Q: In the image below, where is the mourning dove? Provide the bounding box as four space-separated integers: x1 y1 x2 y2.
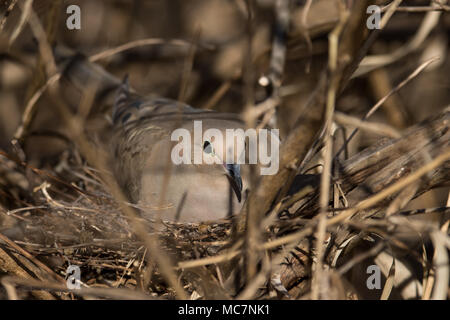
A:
110 77 246 222
57 51 247 222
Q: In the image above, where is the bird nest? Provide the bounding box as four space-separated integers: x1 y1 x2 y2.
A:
1 104 448 300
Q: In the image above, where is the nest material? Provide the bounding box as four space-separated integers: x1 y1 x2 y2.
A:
0 154 240 298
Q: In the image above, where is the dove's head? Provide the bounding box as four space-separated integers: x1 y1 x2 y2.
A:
188 120 246 202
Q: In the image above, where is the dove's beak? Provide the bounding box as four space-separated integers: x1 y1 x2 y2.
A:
225 164 242 202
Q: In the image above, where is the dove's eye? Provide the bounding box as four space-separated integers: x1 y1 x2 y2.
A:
203 141 214 154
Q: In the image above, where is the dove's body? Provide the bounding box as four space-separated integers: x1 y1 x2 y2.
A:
58 52 246 222
111 84 246 222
